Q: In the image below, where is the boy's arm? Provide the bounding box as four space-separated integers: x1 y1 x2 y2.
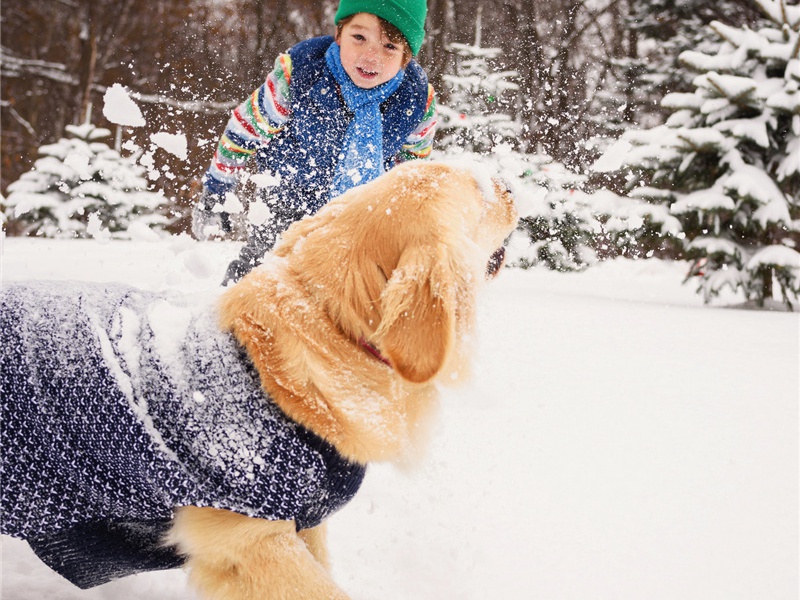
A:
202 53 294 197
396 84 437 162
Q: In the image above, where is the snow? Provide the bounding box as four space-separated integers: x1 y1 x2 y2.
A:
247 200 272 227
102 83 146 128
249 172 281 188
1 237 797 600
675 126 728 150
4 123 170 239
670 188 734 214
748 245 800 269
86 212 111 242
217 191 244 215
66 123 113 141
701 73 756 100
724 163 790 221
778 136 800 180
150 132 188 160
660 92 704 111
686 236 741 257
591 138 632 173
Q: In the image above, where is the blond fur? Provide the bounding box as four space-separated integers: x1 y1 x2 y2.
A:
170 161 518 600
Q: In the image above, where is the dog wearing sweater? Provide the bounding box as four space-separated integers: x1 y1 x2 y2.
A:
1 161 518 599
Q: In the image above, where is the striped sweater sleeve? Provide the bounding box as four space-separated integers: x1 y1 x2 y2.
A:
397 84 437 162
202 53 293 197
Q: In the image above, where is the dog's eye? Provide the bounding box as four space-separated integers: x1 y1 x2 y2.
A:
486 247 506 278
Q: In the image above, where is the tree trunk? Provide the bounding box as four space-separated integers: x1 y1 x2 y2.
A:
760 267 774 306
76 0 98 124
624 0 638 124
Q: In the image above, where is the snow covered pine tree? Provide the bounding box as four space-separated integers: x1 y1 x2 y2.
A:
600 0 800 309
435 7 520 155
3 122 170 239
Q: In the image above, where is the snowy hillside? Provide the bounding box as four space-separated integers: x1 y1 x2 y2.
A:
1 237 798 600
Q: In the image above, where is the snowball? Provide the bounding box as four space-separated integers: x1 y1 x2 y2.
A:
150 132 188 160
103 84 145 127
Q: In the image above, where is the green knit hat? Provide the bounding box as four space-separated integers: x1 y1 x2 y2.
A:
335 0 427 56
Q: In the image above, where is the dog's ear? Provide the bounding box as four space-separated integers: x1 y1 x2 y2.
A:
376 242 459 384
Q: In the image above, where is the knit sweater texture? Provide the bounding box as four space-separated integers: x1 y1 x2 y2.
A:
0 281 366 588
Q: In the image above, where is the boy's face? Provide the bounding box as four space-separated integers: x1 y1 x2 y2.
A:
336 13 405 89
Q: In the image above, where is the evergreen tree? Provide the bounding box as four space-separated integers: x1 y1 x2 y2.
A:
436 7 521 154
4 122 170 239
627 0 766 119
507 156 602 271
490 150 680 272
601 0 800 309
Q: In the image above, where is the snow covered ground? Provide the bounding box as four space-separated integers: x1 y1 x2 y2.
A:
1 236 798 600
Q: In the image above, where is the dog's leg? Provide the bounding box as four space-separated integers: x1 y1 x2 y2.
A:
298 522 331 570
169 506 350 600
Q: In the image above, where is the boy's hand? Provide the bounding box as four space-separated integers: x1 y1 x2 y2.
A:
191 191 233 240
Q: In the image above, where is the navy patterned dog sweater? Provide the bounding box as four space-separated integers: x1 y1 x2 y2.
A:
0 281 366 589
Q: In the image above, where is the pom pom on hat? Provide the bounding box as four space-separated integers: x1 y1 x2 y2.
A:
335 0 427 55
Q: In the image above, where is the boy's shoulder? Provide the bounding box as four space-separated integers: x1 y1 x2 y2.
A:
404 57 428 88
288 36 335 65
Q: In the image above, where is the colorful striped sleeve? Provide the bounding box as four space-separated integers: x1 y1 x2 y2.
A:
397 84 437 162
202 53 293 195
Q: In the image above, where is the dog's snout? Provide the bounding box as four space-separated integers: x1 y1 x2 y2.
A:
486 247 506 278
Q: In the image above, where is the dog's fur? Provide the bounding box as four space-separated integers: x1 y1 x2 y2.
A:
89 161 508 599
167 161 517 599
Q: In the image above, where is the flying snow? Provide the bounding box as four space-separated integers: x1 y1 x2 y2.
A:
150 132 188 161
250 173 281 188
591 138 633 172
102 84 146 128
247 200 273 227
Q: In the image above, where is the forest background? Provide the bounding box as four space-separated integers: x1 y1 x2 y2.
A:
1 0 766 226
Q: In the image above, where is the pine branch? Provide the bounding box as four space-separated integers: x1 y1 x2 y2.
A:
791 30 800 60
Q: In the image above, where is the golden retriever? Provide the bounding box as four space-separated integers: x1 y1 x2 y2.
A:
169 160 518 599
0 160 516 598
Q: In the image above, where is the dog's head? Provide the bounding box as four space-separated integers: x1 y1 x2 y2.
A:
272 161 518 384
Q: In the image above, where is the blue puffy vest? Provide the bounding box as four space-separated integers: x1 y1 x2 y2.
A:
256 35 429 214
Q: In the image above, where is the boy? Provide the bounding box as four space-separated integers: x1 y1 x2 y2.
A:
193 0 437 284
